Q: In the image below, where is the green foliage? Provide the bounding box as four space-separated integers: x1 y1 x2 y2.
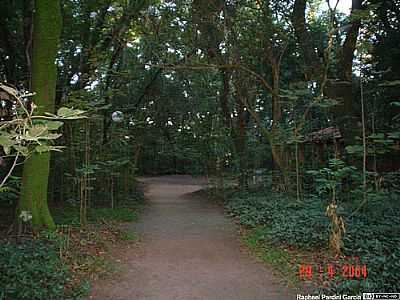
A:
88 208 138 223
339 215 400 293
226 190 329 248
242 227 299 287
0 176 20 205
307 159 359 200
55 107 86 119
118 230 139 242
52 206 140 226
0 83 87 207
0 240 88 300
224 185 400 293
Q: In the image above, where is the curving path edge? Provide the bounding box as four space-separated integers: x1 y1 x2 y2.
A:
90 175 295 300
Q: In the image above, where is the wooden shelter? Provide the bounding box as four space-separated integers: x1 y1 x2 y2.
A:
305 127 342 144
300 126 343 167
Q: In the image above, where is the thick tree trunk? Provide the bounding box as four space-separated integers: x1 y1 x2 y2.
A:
19 0 62 230
325 80 358 146
292 0 362 148
292 0 321 81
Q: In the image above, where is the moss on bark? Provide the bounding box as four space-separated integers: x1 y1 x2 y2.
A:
19 0 62 230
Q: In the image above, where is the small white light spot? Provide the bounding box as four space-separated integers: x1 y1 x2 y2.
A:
112 111 124 122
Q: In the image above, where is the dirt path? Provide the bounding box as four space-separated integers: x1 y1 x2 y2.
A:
90 175 295 300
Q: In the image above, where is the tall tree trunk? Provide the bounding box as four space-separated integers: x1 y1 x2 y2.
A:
328 0 362 147
292 0 363 145
19 0 62 230
219 70 232 129
23 0 34 88
270 63 288 189
234 99 248 187
325 80 358 146
233 70 251 188
292 0 362 147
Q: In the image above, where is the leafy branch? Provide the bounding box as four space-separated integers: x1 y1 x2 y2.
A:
0 84 86 189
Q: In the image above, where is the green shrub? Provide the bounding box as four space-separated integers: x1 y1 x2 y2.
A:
52 206 140 225
88 207 138 223
226 191 329 247
0 240 87 300
339 215 400 293
224 187 400 293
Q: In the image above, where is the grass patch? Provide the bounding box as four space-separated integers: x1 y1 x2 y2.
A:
241 226 303 290
40 221 139 288
52 206 140 226
117 230 138 242
89 207 138 223
38 200 143 298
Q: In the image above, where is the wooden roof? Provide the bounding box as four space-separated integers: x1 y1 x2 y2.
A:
305 126 342 143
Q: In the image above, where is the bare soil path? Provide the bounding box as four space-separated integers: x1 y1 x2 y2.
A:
90 175 295 300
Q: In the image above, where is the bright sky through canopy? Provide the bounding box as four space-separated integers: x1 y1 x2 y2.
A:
322 0 352 15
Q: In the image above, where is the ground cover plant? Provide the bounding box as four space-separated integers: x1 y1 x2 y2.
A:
222 181 400 293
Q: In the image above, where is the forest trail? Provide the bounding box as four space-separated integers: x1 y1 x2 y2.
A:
90 175 295 300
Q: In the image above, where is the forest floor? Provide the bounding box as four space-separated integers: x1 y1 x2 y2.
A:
89 175 296 300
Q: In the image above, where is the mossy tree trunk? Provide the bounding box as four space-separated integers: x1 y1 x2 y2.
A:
19 0 62 230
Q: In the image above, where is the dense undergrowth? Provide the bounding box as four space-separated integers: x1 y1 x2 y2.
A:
0 239 86 300
0 190 144 300
220 186 400 294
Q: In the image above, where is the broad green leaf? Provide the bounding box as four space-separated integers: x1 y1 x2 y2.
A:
45 133 62 140
26 124 48 139
57 107 73 117
391 101 400 107
22 125 61 141
12 145 29 156
388 131 400 139
373 139 393 144
46 121 64 131
369 133 385 139
35 145 53 153
312 98 339 108
0 134 15 155
57 107 85 118
379 80 400 87
345 145 364 154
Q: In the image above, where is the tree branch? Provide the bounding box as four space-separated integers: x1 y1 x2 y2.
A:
150 63 274 93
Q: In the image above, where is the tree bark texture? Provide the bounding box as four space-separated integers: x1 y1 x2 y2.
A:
19 0 62 229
